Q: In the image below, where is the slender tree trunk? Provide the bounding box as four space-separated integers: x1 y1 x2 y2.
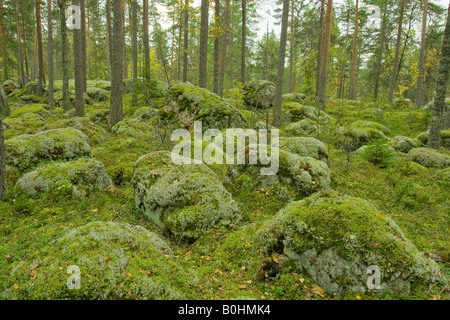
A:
316 0 333 110
0 71 9 116
338 9 350 99
36 0 45 95
428 4 450 149
388 0 405 104
110 0 125 126
107 0 113 79
22 20 30 79
16 1 25 88
374 3 387 99
58 0 70 110
80 0 87 92
123 10 128 81
198 0 209 88
415 0 428 108
87 8 91 80
316 0 325 96
349 0 358 100
177 1 183 81
0 99 6 199
132 0 138 104
213 0 220 94
272 0 290 127
73 0 84 117
289 0 294 92
182 0 189 82
0 0 8 82
241 0 246 84
143 0 150 82
218 0 230 97
47 0 54 110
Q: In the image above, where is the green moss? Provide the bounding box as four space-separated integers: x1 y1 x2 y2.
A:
277 137 328 163
405 148 450 168
3 112 46 139
282 102 335 124
397 161 428 176
282 118 319 137
389 136 420 153
44 117 108 145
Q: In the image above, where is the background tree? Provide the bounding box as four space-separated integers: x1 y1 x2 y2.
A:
317 0 333 110
198 0 209 88
47 0 54 109
388 0 405 103
415 0 428 108
349 0 358 100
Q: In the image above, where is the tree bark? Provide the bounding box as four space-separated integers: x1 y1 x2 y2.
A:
73 0 85 117
58 0 71 111
110 0 125 126
315 0 325 96
0 0 8 82
107 0 113 80
81 0 87 92
16 1 25 88
388 0 405 104
182 0 189 82
289 0 294 92
415 0 428 108
349 0 358 100
272 0 290 127
198 0 209 88
47 0 54 110
0 96 6 199
36 0 45 95
218 0 230 97
241 0 246 84
132 0 138 104
213 0 220 94
428 4 450 149
374 3 387 99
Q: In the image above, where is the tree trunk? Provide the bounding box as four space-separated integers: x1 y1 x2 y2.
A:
241 0 246 84
374 3 387 99
0 98 6 199
106 0 113 80
132 0 138 104
272 0 290 127
315 0 325 96
22 20 30 79
16 0 25 88
218 0 230 97
182 0 189 82
58 0 71 111
177 2 182 81
388 0 405 104
289 0 294 92
143 0 150 82
81 0 87 92
428 4 450 149
36 0 45 96
316 0 333 110
349 0 358 100
73 0 85 117
415 0 428 108
0 72 9 116
47 0 54 110
338 9 350 99
0 0 8 82
213 0 220 94
198 0 209 88
110 0 125 126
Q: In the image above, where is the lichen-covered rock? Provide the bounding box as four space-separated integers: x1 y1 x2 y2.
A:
9 104 50 119
390 136 420 153
277 137 328 163
363 108 383 119
282 93 306 103
416 130 450 149
112 117 166 146
44 117 108 144
133 107 158 120
86 87 107 101
19 94 43 104
228 146 331 196
164 82 247 130
282 119 318 137
0 221 187 299
254 191 445 297
3 80 18 94
5 128 92 171
15 158 112 197
283 102 335 124
405 148 450 168
434 168 450 187
395 98 411 107
3 112 46 139
242 80 275 109
133 151 242 240
340 120 388 150
398 161 428 176
54 90 91 109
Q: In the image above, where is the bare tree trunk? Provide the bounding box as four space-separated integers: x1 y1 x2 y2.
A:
22 20 30 79
218 0 230 97
374 3 387 99
272 0 290 127
0 0 8 82
0 71 9 116
80 0 87 92
213 0 220 94
47 0 54 110
36 0 45 95
107 0 113 80
415 0 428 108
58 0 71 111
0 100 6 199
349 0 358 100
388 0 405 104
110 0 125 126
182 0 189 82
289 0 294 92
73 0 84 117
338 9 350 99
143 0 150 83
177 1 182 81
132 0 138 104
241 0 246 84
316 0 333 110
428 4 450 149
315 0 325 96
16 0 25 88
198 0 209 88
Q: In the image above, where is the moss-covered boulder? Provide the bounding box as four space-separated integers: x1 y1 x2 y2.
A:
405 148 450 168
0 221 187 299
363 108 383 119
254 191 445 296
340 120 388 150
416 130 450 149
389 136 420 153
133 106 158 120
394 98 411 107
44 117 108 144
282 93 306 103
242 80 275 109
9 104 50 119
164 82 247 130
3 112 46 139
283 103 335 124
3 80 18 94
5 128 92 171
133 151 242 240
15 158 112 197
277 137 328 163
397 161 428 176
228 147 331 196
282 119 318 137
86 87 107 101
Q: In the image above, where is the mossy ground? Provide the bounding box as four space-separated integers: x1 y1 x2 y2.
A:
0 88 448 300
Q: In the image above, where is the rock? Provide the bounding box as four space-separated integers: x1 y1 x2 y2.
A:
282 93 306 103
1 221 187 299
255 191 444 297
283 102 335 124
164 82 248 131
5 128 92 171
86 87 107 101
133 107 158 120
405 148 450 168
340 120 388 150
156 80 169 97
242 80 275 109
123 79 134 93
363 108 383 119
389 136 420 153
228 146 331 196
398 161 428 176
9 104 50 119
277 137 328 163
15 158 113 197
394 98 411 107
3 80 18 94
2 112 46 139
283 118 318 137
133 151 242 240
416 130 450 149
44 117 108 144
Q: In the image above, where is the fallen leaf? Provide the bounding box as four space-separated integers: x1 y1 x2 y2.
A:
311 285 326 298
238 284 247 290
30 270 37 277
13 283 19 290
4 254 11 260
373 243 379 248
104 256 110 262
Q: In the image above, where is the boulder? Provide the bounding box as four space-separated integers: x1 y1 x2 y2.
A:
44 117 108 144
405 148 450 168
389 136 420 153
277 136 328 163
282 93 306 103
416 130 450 149
282 119 318 137
394 98 411 107
133 151 242 240
340 120 388 150
86 87 107 101
283 102 335 124
3 80 18 94
242 80 275 109
15 158 113 197
363 108 383 119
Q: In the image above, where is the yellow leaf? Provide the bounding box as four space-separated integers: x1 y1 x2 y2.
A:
104 256 110 262
311 285 326 298
356 295 361 300
13 283 19 290
30 270 37 277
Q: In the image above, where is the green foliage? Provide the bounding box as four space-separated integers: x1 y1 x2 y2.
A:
357 139 397 168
